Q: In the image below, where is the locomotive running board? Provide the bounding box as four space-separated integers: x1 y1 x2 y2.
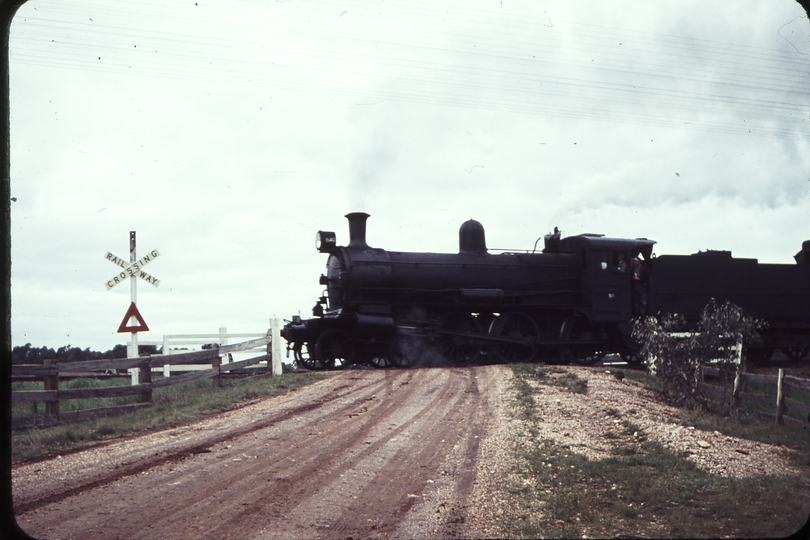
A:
434 329 600 346
394 326 600 347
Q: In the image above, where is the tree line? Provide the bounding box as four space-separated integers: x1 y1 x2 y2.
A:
11 343 160 365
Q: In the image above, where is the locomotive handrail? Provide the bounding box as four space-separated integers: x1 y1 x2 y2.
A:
434 328 599 346
372 259 577 268
353 285 581 295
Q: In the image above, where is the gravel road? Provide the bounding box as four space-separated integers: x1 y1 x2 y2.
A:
13 365 511 540
13 363 809 539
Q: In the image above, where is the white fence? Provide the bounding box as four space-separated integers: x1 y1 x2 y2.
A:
645 332 742 376
132 319 284 383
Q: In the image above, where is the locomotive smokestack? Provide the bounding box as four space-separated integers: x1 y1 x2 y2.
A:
346 212 370 249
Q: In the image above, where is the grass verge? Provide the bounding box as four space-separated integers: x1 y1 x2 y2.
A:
495 364 810 538
624 368 810 459
12 371 327 463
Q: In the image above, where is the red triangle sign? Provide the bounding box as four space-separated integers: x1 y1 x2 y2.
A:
117 302 149 333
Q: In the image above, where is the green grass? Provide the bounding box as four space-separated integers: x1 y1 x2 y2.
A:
495 364 810 538
12 371 327 463
621 367 665 390
511 363 589 394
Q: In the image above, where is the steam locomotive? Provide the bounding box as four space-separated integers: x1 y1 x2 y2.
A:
281 212 810 368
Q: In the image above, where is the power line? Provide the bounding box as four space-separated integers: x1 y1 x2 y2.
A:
10 0 809 140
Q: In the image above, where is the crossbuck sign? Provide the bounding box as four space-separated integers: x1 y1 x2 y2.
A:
106 231 161 358
105 249 161 290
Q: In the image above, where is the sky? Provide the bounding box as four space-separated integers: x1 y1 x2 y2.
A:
7 0 810 353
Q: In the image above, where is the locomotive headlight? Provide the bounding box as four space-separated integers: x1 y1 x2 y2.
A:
316 231 337 252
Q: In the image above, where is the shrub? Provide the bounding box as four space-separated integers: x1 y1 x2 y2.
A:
632 299 764 409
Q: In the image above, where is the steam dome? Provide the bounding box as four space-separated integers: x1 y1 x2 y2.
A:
459 219 487 254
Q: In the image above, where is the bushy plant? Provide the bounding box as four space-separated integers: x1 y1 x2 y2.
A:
632 299 764 409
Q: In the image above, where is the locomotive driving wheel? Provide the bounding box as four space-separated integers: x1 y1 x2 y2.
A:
619 352 641 364
488 312 540 363
781 347 809 361
293 343 317 370
745 347 773 363
387 335 423 368
437 312 482 365
315 330 356 369
559 316 606 365
369 355 392 368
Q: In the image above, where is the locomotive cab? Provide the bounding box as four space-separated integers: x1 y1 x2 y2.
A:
559 235 656 323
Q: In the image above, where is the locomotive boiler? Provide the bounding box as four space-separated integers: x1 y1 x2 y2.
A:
281 212 659 368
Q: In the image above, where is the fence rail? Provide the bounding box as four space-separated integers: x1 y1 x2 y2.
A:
11 333 277 430
701 366 810 428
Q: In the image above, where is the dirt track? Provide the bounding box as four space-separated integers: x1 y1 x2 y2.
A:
13 365 509 540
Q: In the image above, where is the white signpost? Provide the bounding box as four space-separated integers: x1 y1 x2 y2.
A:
105 231 161 362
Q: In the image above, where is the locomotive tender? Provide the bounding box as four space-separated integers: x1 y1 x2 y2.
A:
281 212 810 368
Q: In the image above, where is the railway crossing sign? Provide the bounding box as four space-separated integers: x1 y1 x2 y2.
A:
105 249 161 289
118 302 149 333
106 231 161 358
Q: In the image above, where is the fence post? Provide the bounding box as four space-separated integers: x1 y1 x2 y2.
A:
162 334 172 379
163 334 171 378
212 354 222 388
138 359 152 404
732 366 743 408
129 367 139 386
219 327 230 368
43 359 59 421
734 337 743 366
271 318 283 376
776 368 785 425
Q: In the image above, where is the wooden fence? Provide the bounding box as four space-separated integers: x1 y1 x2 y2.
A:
11 335 273 430
701 366 810 428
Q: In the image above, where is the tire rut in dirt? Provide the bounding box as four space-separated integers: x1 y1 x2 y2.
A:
15 368 501 540
327 368 488 539
15 370 423 537
159 369 467 539
13 373 394 515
